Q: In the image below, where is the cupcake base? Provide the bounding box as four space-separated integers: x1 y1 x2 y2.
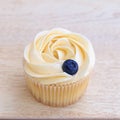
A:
25 73 89 107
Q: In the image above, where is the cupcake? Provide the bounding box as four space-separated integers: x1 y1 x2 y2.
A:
23 28 95 107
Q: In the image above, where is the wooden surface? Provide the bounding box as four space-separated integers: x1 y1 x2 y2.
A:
0 0 120 119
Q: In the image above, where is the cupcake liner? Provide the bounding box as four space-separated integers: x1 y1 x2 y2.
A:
25 72 89 107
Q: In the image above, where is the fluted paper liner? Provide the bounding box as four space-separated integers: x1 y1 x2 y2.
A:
25 72 89 107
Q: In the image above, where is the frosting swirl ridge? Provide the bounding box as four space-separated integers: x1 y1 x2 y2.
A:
24 28 95 84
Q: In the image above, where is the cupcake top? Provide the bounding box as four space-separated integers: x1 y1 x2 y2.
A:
24 28 95 84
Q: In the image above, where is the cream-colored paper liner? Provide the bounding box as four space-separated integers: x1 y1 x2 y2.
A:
25 73 89 107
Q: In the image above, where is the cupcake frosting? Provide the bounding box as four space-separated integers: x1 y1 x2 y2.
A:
24 28 95 84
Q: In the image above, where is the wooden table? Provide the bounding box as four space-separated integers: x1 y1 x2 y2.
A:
0 0 120 119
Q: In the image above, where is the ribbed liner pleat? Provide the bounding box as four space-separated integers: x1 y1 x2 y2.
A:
25 73 89 107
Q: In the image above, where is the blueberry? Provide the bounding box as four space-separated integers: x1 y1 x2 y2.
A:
62 59 78 75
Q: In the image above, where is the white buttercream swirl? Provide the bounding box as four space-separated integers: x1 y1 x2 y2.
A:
24 28 95 84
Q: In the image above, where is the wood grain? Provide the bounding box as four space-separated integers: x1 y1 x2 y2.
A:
0 0 120 119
